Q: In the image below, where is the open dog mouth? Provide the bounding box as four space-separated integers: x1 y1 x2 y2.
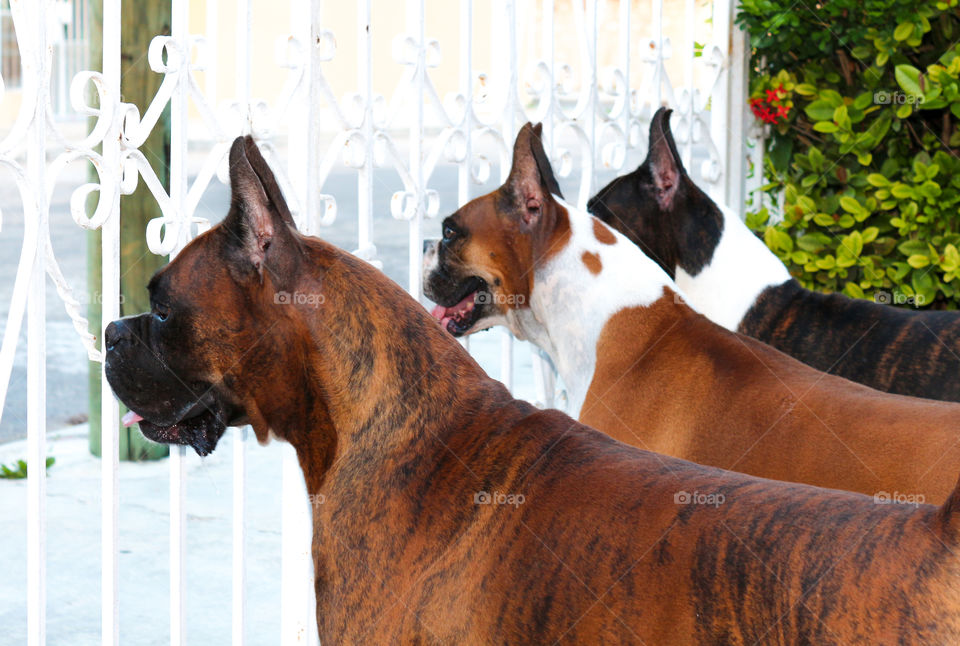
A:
430 276 488 336
122 401 232 457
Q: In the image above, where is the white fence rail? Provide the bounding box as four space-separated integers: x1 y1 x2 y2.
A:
1 0 749 643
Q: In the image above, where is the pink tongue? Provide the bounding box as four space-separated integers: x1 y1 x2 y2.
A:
429 292 475 332
122 411 144 427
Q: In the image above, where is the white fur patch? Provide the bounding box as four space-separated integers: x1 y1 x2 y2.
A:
674 204 790 331
509 196 676 417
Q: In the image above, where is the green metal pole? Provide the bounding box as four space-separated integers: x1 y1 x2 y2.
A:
89 0 171 460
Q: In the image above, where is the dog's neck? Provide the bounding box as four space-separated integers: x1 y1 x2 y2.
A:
674 205 790 331
259 238 513 494
507 198 677 416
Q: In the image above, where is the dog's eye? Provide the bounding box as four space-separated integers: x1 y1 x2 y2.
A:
153 304 169 322
442 224 457 241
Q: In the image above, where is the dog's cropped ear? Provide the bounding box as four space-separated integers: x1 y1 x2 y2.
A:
224 136 298 281
647 108 685 211
242 137 297 230
505 123 561 227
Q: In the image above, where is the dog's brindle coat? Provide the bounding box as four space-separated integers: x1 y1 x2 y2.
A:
589 107 960 403
423 123 960 504
105 137 960 644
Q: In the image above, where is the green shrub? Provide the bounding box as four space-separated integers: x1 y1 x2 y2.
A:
738 0 960 308
0 457 55 479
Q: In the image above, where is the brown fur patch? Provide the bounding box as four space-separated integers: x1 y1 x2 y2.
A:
579 287 960 505
581 251 602 275
592 218 616 245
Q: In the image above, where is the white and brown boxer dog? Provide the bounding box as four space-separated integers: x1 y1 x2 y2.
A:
424 123 960 504
589 107 960 403
104 136 960 644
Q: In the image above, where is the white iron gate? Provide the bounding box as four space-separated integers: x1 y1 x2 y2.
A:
0 0 751 643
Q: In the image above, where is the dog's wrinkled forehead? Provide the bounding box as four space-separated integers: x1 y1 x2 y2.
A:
449 191 515 236
148 229 226 302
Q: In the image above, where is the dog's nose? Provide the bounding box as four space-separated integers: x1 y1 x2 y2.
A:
104 320 132 353
423 238 439 255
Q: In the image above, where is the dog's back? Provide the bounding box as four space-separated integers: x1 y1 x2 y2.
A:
320 405 960 644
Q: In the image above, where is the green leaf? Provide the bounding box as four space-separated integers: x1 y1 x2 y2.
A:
804 99 836 121
895 64 923 97
816 255 837 270
853 92 874 110
943 244 960 271
898 239 929 256
894 22 915 41
866 173 891 187
814 121 839 133
813 212 836 226
907 254 930 268
839 196 863 215
745 209 769 230
843 282 865 299
808 146 825 171
919 181 942 199
844 231 864 258
834 105 851 130
820 89 843 106
891 183 914 199
797 233 828 252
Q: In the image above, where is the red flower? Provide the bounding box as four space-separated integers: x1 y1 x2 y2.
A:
776 104 790 118
765 88 780 102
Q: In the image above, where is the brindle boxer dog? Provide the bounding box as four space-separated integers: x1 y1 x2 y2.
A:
106 136 960 644
424 123 960 504
589 107 960 403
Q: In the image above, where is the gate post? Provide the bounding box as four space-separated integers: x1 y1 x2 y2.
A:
87 0 171 461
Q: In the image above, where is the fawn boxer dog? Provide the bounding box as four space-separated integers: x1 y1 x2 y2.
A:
589 107 960 402
104 136 960 644
424 123 960 504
